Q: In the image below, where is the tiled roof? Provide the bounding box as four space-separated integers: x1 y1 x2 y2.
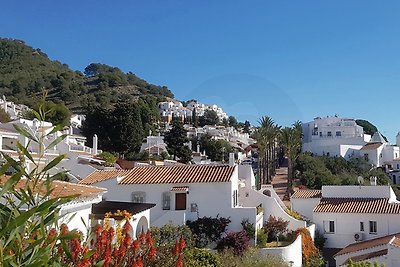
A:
291 190 322 199
79 169 131 185
171 186 189 191
314 198 400 213
347 249 388 264
335 234 400 257
0 176 106 199
360 143 383 151
119 165 235 185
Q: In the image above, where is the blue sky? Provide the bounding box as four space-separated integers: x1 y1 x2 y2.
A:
1 1 399 142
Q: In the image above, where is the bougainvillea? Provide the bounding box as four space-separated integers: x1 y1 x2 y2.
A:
295 228 325 267
216 230 250 256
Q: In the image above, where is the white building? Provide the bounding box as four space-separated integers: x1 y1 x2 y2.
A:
334 233 400 267
291 185 400 266
0 119 105 181
0 176 106 235
302 116 369 158
79 164 307 234
140 135 168 156
358 132 400 168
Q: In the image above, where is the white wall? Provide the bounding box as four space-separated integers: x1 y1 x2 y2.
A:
291 198 321 221
94 177 256 232
259 234 303 267
314 212 400 248
240 188 306 231
60 202 94 237
321 186 396 200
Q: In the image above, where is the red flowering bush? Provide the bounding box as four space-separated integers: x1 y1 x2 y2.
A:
216 230 250 256
295 228 325 267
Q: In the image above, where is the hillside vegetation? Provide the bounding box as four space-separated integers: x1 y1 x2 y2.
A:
0 38 173 111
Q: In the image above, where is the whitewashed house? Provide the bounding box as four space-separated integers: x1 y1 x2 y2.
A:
302 116 369 158
334 233 400 267
0 119 105 181
79 164 307 234
291 186 400 249
0 176 106 235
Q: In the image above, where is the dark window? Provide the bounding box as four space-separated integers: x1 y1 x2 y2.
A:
327 131 332 137
369 221 377 234
360 222 364 232
132 192 146 203
162 192 171 210
336 131 341 136
233 190 238 207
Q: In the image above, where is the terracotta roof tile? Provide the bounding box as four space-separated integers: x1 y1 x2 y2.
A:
335 234 400 257
347 249 388 264
360 143 383 151
0 176 106 199
314 198 400 213
119 165 235 184
170 186 189 191
291 190 322 199
79 169 131 185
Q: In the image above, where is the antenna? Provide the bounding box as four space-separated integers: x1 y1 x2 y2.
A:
357 176 364 185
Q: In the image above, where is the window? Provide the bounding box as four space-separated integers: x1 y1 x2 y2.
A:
233 190 238 207
324 220 335 233
162 192 171 210
397 164 400 170
364 153 369 161
336 131 341 137
369 221 377 234
360 222 364 232
132 191 146 203
327 131 332 137
319 132 322 137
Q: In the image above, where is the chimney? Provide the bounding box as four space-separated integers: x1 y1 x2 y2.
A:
229 153 235 166
370 176 377 186
93 134 98 155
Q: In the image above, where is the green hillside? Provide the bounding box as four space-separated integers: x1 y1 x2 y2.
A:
0 38 173 111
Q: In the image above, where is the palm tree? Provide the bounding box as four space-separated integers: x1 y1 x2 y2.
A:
255 116 281 187
280 123 302 194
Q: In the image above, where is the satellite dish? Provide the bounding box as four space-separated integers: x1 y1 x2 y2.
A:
357 176 364 185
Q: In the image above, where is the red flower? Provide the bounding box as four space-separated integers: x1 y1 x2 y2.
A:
179 235 186 251
176 254 183 267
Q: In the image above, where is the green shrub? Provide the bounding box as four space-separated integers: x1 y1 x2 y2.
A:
151 223 194 248
97 151 117 167
218 248 289 267
185 248 221 267
187 216 231 248
256 228 268 247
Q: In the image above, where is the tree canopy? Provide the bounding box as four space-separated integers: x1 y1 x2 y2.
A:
199 110 219 126
0 38 174 112
164 120 192 163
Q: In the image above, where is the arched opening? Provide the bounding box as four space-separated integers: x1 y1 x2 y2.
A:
263 189 271 197
135 216 149 238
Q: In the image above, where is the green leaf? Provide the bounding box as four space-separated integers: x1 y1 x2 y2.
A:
82 250 95 260
48 124 63 135
93 260 105 267
41 154 66 173
13 124 39 143
0 206 37 236
46 134 67 151
0 172 22 199
16 142 35 163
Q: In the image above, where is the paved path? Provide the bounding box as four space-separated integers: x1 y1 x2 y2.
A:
271 161 291 208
